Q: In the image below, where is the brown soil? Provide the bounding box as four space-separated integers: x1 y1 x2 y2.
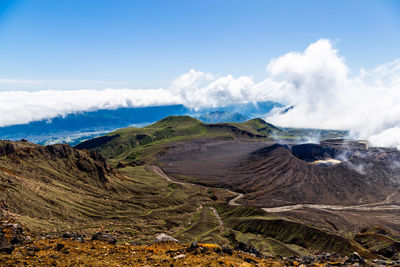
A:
1 238 287 266
159 141 399 206
158 140 400 234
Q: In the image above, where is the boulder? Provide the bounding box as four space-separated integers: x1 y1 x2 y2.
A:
186 241 199 252
173 254 185 260
1 222 24 244
234 242 261 257
155 233 179 243
91 232 117 245
62 232 84 243
222 246 233 255
0 241 14 254
25 246 40 256
344 252 366 265
55 243 65 251
316 252 332 261
235 242 247 252
301 255 315 264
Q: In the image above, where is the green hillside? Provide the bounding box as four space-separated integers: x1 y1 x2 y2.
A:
75 115 281 165
0 140 233 244
1 117 396 259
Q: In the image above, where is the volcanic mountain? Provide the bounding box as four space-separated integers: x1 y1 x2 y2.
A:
159 141 400 207
75 116 283 165
3 116 400 260
235 143 400 207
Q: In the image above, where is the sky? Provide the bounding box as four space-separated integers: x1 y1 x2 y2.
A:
1 0 400 148
1 0 400 89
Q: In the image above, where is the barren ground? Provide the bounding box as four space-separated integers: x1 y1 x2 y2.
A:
158 139 400 234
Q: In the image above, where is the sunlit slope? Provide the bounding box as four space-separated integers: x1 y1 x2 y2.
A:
0 140 229 243
75 115 281 164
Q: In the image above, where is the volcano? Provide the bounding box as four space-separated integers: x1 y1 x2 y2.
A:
159 140 400 208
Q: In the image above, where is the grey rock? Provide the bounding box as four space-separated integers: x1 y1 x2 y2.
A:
155 233 179 243
173 254 185 260
344 252 366 265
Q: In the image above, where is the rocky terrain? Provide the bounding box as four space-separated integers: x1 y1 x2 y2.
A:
1 221 395 266
2 116 400 264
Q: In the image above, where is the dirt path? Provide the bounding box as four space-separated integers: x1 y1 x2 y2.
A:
227 191 243 206
150 165 400 213
263 192 400 212
209 207 224 231
149 165 236 232
262 202 400 213
149 165 243 206
150 165 188 186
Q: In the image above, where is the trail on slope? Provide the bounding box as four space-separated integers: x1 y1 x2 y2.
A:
226 191 243 206
149 165 243 206
262 203 400 212
150 165 187 186
149 165 229 232
262 193 400 212
209 207 224 231
150 165 400 213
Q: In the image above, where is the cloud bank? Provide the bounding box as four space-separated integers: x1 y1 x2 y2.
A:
0 89 180 127
264 40 400 148
1 39 400 148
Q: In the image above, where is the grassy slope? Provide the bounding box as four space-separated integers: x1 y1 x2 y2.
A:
71 116 394 258
216 204 374 258
176 206 223 244
231 118 282 136
3 116 395 258
0 140 234 245
75 116 279 165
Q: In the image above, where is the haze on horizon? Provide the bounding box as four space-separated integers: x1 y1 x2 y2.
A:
1 0 400 148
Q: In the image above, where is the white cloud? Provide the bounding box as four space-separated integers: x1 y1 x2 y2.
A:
1 39 400 148
0 89 179 126
263 40 400 148
369 127 400 148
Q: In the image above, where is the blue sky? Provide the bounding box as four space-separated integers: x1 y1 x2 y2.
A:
1 0 400 148
0 0 399 89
